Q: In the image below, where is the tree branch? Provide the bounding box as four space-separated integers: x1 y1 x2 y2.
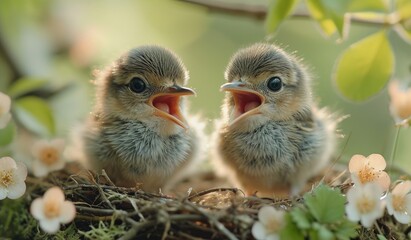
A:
177 0 398 26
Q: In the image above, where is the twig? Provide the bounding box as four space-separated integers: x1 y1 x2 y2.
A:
177 0 400 26
185 201 238 240
187 187 244 200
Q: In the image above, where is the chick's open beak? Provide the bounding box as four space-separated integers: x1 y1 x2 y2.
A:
220 82 265 125
149 85 195 129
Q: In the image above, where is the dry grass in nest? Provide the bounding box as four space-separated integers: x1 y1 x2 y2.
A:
20 161 368 239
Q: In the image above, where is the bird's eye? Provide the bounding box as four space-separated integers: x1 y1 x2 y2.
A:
128 77 146 93
267 77 282 92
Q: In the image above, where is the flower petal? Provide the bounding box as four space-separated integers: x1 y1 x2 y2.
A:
59 201 76 224
39 218 61 234
31 198 45 220
375 171 390 191
393 181 411 195
7 181 26 199
32 160 50 178
266 234 280 240
393 211 411 224
367 154 386 170
0 187 7 200
49 160 65 172
0 157 17 171
251 222 267 240
0 92 11 112
31 140 47 158
44 187 65 203
386 194 395 215
348 155 366 172
360 214 376 228
345 203 360 222
51 139 65 152
14 161 28 181
258 206 280 224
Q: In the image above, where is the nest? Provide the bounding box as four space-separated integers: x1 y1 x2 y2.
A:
17 162 368 240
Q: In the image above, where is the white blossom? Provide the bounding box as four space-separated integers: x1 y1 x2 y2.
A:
30 187 76 233
0 156 27 200
348 154 390 191
345 182 385 228
31 139 66 177
386 180 411 224
252 205 285 240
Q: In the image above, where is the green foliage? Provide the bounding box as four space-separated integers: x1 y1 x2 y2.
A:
8 78 47 98
305 0 337 36
266 0 410 102
79 220 127 240
14 96 55 136
0 198 38 239
265 0 299 34
305 184 345 223
281 185 358 240
335 31 393 101
0 120 15 146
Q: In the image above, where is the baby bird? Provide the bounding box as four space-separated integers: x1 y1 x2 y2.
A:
214 43 336 197
80 45 203 192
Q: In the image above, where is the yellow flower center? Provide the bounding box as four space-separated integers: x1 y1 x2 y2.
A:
358 165 378 184
356 196 376 214
44 200 61 219
265 217 282 233
0 170 14 187
0 105 4 115
392 194 406 212
39 147 59 166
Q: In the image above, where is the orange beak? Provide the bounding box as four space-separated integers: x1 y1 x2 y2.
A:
149 85 195 129
220 82 265 125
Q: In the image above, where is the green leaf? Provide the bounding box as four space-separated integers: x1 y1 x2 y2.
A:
397 0 411 19
0 121 15 146
306 0 350 38
335 219 359 240
313 223 333 240
8 78 47 98
306 0 337 36
290 207 311 229
14 96 55 136
335 31 394 101
280 214 305 240
377 234 387 240
265 0 299 34
304 185 345 223
348 0 387 12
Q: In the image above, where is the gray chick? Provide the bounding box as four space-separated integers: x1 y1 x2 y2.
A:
214 43 336 197
80 45 204 192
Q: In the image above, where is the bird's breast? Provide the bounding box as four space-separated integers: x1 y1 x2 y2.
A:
97 120 193 175
220 121 323 175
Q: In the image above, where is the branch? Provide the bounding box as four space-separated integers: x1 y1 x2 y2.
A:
177 0 398 26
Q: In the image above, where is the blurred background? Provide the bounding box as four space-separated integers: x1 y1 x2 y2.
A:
1 0 410 171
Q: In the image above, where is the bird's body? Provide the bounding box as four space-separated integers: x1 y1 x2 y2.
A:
214 43 336 196
79 45 203 192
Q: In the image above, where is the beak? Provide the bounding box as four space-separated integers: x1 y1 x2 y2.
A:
220 82 265 125
149 85 195 129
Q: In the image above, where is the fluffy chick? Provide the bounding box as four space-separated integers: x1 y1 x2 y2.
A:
214 43 336 197
80 45 204 192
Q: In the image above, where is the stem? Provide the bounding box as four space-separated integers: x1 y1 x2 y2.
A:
177 0 399 26
389 127 401 173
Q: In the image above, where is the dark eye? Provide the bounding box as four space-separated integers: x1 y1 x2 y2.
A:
267 77 282 92
128 77 146 93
